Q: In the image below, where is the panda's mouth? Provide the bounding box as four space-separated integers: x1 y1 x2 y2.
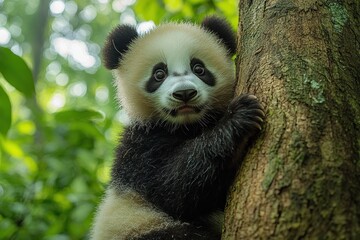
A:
165 105 203 116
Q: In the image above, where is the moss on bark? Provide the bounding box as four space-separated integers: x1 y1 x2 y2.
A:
224 0 360 239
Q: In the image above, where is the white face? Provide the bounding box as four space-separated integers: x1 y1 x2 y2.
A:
144 57 216 124
115 23 235 125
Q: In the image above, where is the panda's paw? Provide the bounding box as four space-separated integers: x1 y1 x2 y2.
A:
227 94 265 136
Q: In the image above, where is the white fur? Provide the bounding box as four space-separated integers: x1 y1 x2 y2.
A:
154 72 211 124
91 187 177 240
113 23 235 124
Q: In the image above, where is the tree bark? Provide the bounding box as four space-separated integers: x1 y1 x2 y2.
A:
32 0 50 84
29 0 50 160
224 0 360 239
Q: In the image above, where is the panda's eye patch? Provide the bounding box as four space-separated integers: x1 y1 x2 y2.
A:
154 69 167 81
190 58 215 86
152 63 168 82
192 63 205 76
145 63 168 93
190 58 206 76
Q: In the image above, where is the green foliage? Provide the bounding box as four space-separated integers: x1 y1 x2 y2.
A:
134 0 238 27
0 47 35 136
0 0 237 239
0 84 12 136
0 47 35 98
54 109 105 123
0 93 115 239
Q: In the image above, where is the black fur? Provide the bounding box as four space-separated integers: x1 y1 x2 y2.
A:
201 16 237 55
103 25 138 69
110 94 264 239
137 223 220 240
145 59 216 94
145 62 168 93
190 58 216 86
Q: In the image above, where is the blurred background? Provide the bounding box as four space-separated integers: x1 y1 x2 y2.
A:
0 0 237 239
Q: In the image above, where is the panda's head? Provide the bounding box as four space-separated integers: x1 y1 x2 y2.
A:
103 16 236 126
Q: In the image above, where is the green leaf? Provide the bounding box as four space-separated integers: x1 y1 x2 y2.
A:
0 84 12 136
0 47 35 98
54 109 104 123
134 1 166 23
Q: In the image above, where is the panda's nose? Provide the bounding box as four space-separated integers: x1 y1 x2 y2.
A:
172 89 198 102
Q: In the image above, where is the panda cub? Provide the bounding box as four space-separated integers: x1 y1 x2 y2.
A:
91 16 264 239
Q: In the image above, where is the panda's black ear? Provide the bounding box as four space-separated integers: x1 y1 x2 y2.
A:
103 25 139 69
201 16 236 56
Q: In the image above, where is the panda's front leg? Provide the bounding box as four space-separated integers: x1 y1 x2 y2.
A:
192 94 265 160
145 94 265 225
140 94 264 239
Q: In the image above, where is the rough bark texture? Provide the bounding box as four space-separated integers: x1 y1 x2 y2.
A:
224 0 360 239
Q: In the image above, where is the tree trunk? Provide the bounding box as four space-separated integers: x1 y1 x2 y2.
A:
223 0 360 239
28 0 50 160
32 0 50 84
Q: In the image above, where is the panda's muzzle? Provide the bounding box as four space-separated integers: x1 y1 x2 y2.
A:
163 105 203 116
172 89 198 102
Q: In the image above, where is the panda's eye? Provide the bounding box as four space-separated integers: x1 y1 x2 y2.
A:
154 69 167 81
192 63 205 76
